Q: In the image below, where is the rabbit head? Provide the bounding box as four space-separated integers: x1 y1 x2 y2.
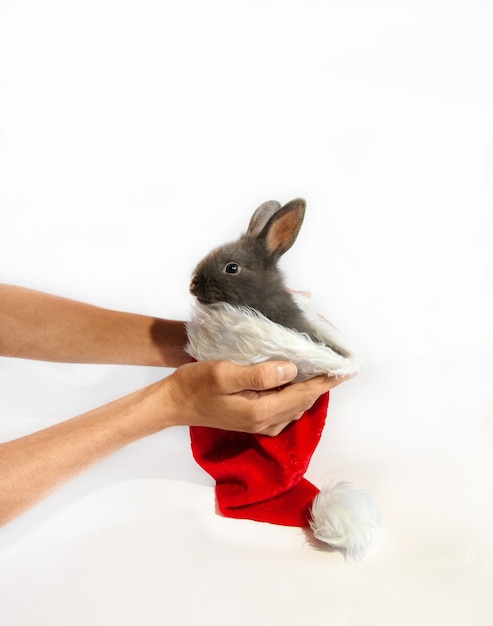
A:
189 198 308 331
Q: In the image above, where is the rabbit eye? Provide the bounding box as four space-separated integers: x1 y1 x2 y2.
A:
223 262 241 275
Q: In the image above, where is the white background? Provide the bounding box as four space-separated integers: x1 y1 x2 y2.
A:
1 1 492 624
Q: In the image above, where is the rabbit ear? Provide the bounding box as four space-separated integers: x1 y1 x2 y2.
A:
260 198 306 258
247 200 282 236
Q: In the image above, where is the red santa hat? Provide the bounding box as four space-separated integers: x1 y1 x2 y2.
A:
187 294 380 561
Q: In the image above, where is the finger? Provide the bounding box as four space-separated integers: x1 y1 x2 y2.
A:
260 374 353 422
255 403 308 435
221 360 299 393
286 287 312 299
302 373 354 395
258 420 293 437
239 373 353 429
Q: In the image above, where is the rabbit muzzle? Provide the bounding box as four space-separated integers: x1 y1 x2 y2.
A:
189 274 211 305
189 275 199 293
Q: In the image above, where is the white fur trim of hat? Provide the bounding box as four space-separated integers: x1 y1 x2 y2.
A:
186 293 361 381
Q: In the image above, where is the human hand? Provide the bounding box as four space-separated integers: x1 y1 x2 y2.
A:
162 359 351 436
0 357 350 525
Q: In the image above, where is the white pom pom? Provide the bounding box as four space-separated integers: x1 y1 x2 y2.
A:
309 481 381 562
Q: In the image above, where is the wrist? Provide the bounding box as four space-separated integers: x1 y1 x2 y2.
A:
131 377 183 435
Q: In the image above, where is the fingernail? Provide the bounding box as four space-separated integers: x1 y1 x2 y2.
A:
277 363 298 383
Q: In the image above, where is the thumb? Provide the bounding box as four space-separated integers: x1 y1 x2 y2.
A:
232 361 298 392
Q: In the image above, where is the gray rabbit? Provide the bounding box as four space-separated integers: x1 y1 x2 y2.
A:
189 198 347 356
186 198 379 562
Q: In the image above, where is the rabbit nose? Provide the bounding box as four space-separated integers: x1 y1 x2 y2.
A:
189 275 200 294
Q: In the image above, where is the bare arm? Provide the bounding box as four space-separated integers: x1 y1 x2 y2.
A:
0 360 348 526
0 283 350 525
0 284 189 367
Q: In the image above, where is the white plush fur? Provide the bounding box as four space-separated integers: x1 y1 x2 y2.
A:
310 482 381 562
186 294 361 381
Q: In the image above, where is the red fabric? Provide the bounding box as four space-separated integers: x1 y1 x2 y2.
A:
190 391 330 527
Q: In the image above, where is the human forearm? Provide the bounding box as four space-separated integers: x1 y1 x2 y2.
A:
0 359 348 526
0 381 175 526
0 284 189 367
